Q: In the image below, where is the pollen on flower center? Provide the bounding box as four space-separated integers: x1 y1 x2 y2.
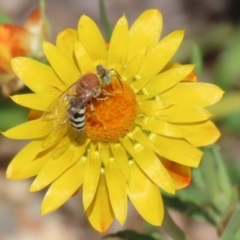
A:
85 80 138 142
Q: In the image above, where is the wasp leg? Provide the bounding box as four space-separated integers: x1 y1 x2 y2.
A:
101 89 115 96
88 101 95 114
87 101 106 129
95 96 109 101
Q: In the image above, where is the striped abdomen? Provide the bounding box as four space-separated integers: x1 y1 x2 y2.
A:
69 106 86 131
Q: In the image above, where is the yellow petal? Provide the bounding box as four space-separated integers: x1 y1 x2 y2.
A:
28 110 43 121
127 9 162 63
137 30 184 78
135 118 190 138
43 41 80 85
160 83 224 107
10 148 52 179
160 157 191 190
11 57 64 93
86 171 114 232
206 92 240 119
127 161 164 225
139 100 173 111
161 62 181 71
30 145 78 191
83 143 101 210
130 76 152 93
150 133 203 167
119 136 136 158
143 64 194 96
6 140 42 179
41 157 86 215
56 28 78 62
157 105 212 123
133 141 175 194
74 41 95 74
128 126 156 147
78 15 107 64
105 160 127 225
51 135 71 159
41 125 68 149
178 120 221 147
110 143 130 181
11 94 57 111
99 142 110 167
136 94 155 102
122 47 147 82
2 119 51 139
126 128 180 193
107 15 128 73
182 71 197 82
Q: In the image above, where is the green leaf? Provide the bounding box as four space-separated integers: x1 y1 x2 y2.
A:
163 145 233 225
0 11 12 24
163 193 217 224
176 184 210 206
150 233 167 240
0 95 28 131
220 205 240 240
213 29 240 91
162 210 189 240
103 230 157 240
221 112 240 133
98 0 112 42
191 44 203 77
227 162 240 184
173 23 234 63
191 164 205 189
199 145 232 219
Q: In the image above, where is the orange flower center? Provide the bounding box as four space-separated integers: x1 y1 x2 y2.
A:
85 80 138 142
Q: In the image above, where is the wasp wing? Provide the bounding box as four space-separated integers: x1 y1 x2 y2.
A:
42 84 76 130
43 84 76 120
67 90 94 116
43 83 95 131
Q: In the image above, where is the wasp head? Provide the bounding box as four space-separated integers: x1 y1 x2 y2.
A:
96 65 112 86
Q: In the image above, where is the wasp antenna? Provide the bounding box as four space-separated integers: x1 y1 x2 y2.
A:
118 76 124 93
110 69 124 93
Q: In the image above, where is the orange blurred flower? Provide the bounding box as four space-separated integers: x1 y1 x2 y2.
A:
0 8 48 96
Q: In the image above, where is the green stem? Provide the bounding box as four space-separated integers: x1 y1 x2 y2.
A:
98 0 112 41
40 0 51 39
162 209 191 240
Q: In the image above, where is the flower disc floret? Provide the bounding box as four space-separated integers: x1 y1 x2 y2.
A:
86 80 138 142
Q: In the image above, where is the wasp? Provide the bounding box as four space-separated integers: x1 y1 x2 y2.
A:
43 65 118 131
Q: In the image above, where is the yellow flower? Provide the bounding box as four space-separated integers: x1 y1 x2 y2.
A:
2 9 223 232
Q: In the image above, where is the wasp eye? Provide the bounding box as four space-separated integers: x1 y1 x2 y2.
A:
96 65 102 71
103 75 111 86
